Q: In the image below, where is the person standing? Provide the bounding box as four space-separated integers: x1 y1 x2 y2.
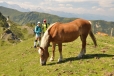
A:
42 19 50 34
42 19 50 46
34 21 42 48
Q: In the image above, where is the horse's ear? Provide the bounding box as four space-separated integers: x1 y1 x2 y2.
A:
39 47 43 50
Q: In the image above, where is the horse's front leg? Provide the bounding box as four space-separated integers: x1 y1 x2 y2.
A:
50 42 56 61
58 43 63 62
78 35 87 58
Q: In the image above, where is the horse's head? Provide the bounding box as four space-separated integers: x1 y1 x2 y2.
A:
38 47 49 66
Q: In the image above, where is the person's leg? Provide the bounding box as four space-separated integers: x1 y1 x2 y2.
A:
38 36 41 46
34 34 38 48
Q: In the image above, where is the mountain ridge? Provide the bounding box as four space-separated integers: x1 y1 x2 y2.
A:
0 2 114 21
0 6 114 37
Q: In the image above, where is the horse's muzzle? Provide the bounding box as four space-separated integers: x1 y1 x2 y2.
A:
41 62 46 66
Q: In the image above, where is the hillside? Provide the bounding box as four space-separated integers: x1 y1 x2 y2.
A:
0 6 76 25
0 35 114 76
0 12 34 44
0 6 22 17
91 20 114 36
0 12 8 27
0 6 114 36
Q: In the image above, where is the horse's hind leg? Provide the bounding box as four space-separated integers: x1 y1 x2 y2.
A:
58 43 63 62
50 42 56 61
78 35 87 58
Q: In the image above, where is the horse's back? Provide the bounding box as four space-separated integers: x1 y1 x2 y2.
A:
74 18 91 34
72 18 91 27
49 18 91 43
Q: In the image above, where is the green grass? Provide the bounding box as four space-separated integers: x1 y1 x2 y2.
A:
0 35 114 76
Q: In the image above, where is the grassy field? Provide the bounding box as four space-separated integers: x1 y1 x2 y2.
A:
0 35 114 76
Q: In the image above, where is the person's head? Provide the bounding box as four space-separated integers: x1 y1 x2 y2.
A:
43 19 46 24
37 21 40 26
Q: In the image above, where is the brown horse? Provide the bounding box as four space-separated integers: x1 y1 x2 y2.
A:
38 18 97 65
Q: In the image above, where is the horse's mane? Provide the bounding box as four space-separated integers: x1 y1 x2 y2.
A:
40 23 56 48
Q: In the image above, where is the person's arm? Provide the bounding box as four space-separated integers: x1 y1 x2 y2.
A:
47 23 50 28
41 24 44 30
41 24 44 33
34 26 37 33
35 26 39 34
40 27 42 34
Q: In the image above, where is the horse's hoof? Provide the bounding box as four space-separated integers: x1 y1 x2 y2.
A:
77 56 81 58
77 55 83 58
77 53 85 58
58 59 62 62
50 58 54 61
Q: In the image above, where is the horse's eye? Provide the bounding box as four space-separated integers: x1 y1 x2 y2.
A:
41 54 43 57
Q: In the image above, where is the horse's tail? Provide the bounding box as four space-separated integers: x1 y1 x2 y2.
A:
89 21 97 47
89 30 97 47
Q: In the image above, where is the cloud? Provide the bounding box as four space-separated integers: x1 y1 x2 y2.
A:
54 0 95 3
110 8 114 11
99 0 114 8
92 6 98 9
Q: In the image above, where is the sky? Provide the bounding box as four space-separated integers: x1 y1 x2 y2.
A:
0 0 114 16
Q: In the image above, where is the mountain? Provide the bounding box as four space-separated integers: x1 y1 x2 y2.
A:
46 10 113 21
0 6 76 25
0 2 114 21
0 2 30 12
0 6 114 36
